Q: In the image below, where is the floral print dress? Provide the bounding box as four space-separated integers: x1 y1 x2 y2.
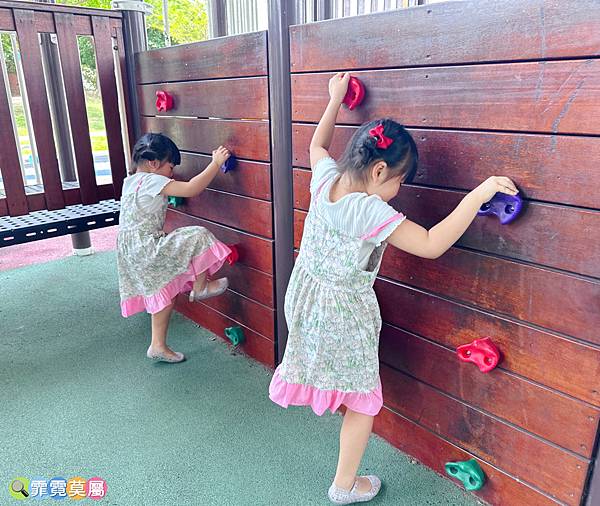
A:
117 172 230 317
269 168 403 416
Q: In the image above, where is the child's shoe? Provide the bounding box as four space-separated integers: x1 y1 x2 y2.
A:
189 277 229 302
328 476 381 504
146 346 186 363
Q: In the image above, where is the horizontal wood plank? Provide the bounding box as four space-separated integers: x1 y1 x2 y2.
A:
195 289 274 340
392 186 600 278
174 292 275 368
138 78 269 120
295 210 600 343
141 116 270 162
380 324 599 457
165 210 273 274
381 365 588 505
135 31 267 84
375 279 600 406
181 189 272 238
292 124 600 209
374 407 561 506
217 261 273 308
380 246 600 346
292 61 600 135
290 0 600 72
177 152 271 201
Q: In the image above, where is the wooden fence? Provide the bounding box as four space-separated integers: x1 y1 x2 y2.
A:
0 0 131 218
132 1 600 504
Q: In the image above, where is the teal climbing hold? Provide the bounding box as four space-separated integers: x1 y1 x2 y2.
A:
445 459 485 491
168 196 184 207
224 326 245 346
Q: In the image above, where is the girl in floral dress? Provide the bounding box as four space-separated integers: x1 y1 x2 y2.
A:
117 133 232 363
269 73 518 504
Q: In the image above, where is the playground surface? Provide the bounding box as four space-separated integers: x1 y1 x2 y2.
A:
0 248 479 505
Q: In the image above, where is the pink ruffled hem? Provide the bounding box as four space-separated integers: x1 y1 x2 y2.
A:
120 242 231 317
269 366 383 417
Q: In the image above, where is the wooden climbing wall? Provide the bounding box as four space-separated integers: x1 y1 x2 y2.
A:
135 32 276 368
290 1 600 505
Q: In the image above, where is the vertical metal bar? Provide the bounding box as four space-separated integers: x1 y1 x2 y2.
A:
39 33 77 184
162 0 171 46
12 34 41 186
268 0 296 364
208 0 227 38
315 0 333 21
118 0 147 141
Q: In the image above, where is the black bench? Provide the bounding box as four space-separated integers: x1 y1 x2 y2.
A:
0 199 120 248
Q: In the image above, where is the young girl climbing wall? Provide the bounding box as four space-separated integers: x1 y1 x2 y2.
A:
268 73 518 504
117 133 232 363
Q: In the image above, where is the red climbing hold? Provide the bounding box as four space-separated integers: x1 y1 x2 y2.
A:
343 76 366 111
456 337 501 373
155 90 174 112
227 244 239 266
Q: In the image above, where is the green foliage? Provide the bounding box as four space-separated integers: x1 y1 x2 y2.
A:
2 33 16 74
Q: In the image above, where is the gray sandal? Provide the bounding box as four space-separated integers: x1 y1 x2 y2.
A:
328 476 382 504
189 277 229 302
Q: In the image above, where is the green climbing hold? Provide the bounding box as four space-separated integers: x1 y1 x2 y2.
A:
168 196 184 207
224 326 245 346
445 459 485 491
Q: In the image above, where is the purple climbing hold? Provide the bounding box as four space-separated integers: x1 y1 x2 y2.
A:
478 193 522 225
221 155 237 173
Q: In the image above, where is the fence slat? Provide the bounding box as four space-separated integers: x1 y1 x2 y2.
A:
54 12 98 205
0 58 28 216
92 16 125 199
14 9 65 210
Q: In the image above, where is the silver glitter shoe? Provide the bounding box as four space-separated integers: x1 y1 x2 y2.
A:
189 277 229 302
146 346 186 363
328 476 381 505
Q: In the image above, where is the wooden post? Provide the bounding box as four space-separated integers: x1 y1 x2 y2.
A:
268 0 297 364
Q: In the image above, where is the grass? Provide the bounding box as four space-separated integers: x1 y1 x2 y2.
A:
12 91 108 154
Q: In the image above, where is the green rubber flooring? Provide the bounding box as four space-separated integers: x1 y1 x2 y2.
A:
0 251 479 505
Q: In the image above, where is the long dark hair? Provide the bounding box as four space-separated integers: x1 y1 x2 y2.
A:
130 133 181 174
338 119 418 183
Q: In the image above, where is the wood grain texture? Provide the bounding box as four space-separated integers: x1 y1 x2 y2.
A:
374 407 561 506
181 189 272 238
55 12 98 204
92 16 126 199
291 61 600 135
135 31 267 84
14 9 64 210
194 289 274 340
292 124 600 209
381 365 589 505
295 210 600 343
141 116 270 162
379 246 600 345
138 78 269 120
392 186 600 278
375 279 600 406
174 293 275 368
164 210 273 274
379 323 599 457
0 60 28 216
290 0 600 72
176 153 271 201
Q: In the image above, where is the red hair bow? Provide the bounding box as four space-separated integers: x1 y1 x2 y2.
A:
368 124 393 149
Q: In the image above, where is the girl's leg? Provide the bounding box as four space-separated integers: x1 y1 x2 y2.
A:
149 302 180 359
333 408 375 492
